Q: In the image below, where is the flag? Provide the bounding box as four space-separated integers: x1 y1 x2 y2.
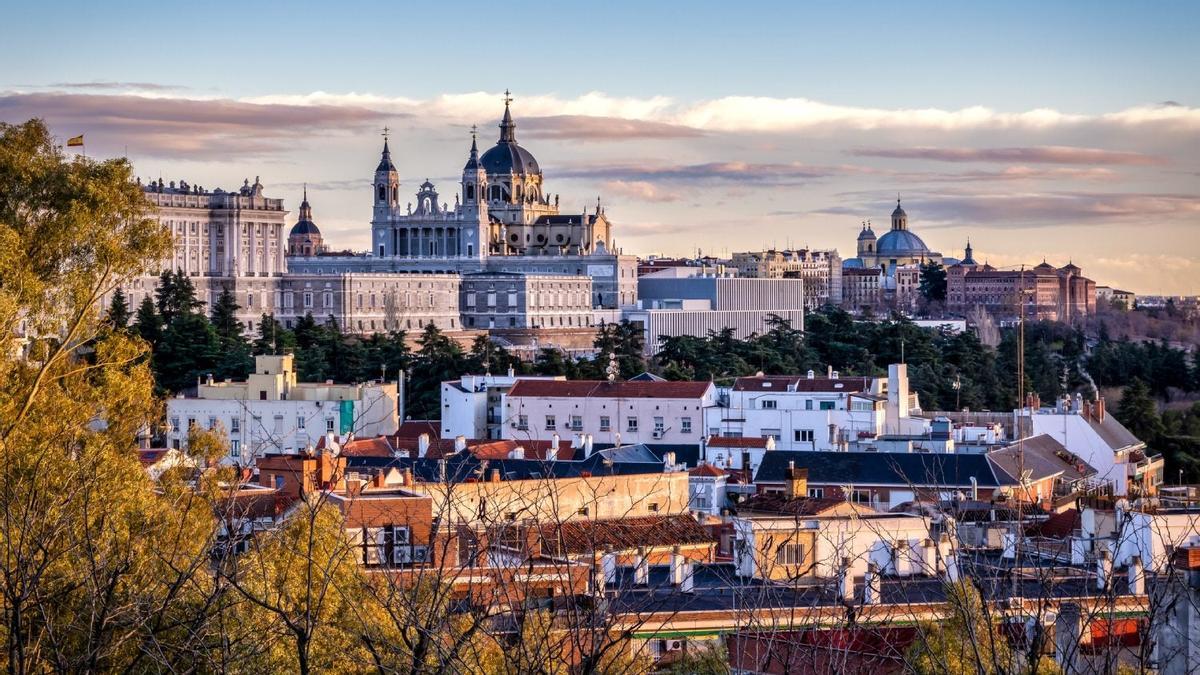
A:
66 134 84 147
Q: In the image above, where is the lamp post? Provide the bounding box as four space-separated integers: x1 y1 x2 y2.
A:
952 375 962 411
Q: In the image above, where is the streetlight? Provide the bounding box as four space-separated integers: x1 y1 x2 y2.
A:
952 375 962 411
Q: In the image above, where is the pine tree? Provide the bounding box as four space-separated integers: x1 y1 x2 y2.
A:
210 287 252 379
918 261 947 302
1116 378 1163 442
134 296 162 346
105 287 131 330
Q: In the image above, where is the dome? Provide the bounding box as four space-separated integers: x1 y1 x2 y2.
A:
479 100 541 176
290 219 320 237
857 225 876 241
481 142 540 176
875 229 930 255
892 201 906 218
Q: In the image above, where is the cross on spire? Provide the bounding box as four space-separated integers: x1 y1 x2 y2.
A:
470 124 477 140
381 125 391 140
502 89 513 106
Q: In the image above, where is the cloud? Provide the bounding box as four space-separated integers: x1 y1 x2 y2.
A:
520 115 702 141
273 179 370 192
48 81 187 92
918 166 1120 183
909 190 1200 226
557 161 841 185
851 145 1163 165
600 180 681 203
0 91 391 158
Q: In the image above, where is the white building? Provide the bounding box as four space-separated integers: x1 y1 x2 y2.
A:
165 354 398 464
687 463 730 517
440 372 565 440
501 379 717 447
704 364 927 452
1024 394 1161 496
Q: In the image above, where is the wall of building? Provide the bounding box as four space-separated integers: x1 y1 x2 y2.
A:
501 390 716 446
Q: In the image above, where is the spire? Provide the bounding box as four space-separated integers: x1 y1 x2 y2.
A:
376 126 396 172
499 89 516 143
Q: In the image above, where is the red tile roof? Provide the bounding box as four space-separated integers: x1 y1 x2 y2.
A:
1025 508 1080 539
507 379 713 400
737 493 851 516
340 437 395 458
689 463 728 477
707 436 771 449
732 375 870 393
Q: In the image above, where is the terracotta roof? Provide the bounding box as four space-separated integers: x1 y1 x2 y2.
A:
537 515 715 556
507 379 713 399
138 449 170 467
1026 508 1080 539
732 375 871 393
736 493 852 516
468 439 577 461
707 436 771 449
340 437 395 458
689 463 728 477
396 420 440 438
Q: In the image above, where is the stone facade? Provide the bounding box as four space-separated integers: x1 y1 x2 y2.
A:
460 272 593 330
945 257 1096 322
730 248 842 307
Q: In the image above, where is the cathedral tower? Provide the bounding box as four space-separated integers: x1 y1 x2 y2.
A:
371 133 400 256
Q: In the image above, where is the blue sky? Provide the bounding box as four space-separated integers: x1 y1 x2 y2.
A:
2 1 1198 293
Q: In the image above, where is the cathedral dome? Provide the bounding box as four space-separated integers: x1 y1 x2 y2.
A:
480 97 541 176
290 218 320 237
857 224 876 241
875 229 930 256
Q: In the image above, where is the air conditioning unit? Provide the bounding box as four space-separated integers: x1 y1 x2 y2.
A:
663 639 683 652
652 430 665 439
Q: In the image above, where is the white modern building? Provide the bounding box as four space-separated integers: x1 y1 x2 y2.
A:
165 354 399 464
501 379 717 447
625 268 806 356
440 371 565 440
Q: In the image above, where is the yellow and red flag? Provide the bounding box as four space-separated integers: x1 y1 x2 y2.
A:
66 134 84 147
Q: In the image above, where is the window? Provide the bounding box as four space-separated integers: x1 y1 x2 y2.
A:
169 417 180 433
187 417 196 430
647 502 659 513
517 414 528 431
274 475 285 490
545 415 556 430
297 416 306 429
654 417 664 433
805 399 814 411
627 417 639 432
230 439 240 456
570 415 582 431
808 488 825 499
599 416 610 432
207 416 217 430
681 417 692 434
230 418 240 434
762 428 781 441
775 543 805 566
303 292 313 308
259 390 267 400
693 496 709 509
819 401 836 411
794 429 815 443
761 399 777 409
850 489 871 504
326 418 335 432
577 506 589 516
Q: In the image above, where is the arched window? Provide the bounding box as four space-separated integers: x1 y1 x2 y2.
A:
465 184 474 200
378 185 385 201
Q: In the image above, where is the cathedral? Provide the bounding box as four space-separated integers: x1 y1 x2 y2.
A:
844 197 944 275
369 95 613 260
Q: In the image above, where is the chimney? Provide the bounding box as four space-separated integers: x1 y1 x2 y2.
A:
1055 603 1083 673
765 436 776 451
1128 555 1144 595
418 433 430 456
602 547 618 585
402 467 414 487
827 365 833 378
453 435 467 453
921 538 937 576
663 451 676 470
839 557 854 602
552 432 560 452
438 458 447 483
372 471 388 489
584 434 595 457
490 468 501 483
346 478 366 498
509 446 525 460
893 539 911 577
741 450 751 475
669 546 686 586
1096 548 1112 591
634 547 649 586
1096 397 1106 422
863 563 881 605
785 464 808 500
546 442 558 462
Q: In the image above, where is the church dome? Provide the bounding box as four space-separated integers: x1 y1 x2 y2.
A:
857 225 876 241
875 229 930 256
290 218 320 237
892 201 907 218
480 98 541 176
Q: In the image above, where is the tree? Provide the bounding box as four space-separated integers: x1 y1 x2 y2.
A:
134 295 162 346
1115 379 1163 442
907 582 1016 674
0 118 217 671
210 286 252 379
105 287 131 330
918 261 947 303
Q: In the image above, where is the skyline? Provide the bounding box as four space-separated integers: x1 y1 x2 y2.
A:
2 1 1198 294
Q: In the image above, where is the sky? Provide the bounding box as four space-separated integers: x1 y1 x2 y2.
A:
2 0 1198 294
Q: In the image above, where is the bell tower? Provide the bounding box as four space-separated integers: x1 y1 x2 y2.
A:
460 126 488 260
371 127 400 256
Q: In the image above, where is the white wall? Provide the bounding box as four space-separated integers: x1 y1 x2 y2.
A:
502 388 716 446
